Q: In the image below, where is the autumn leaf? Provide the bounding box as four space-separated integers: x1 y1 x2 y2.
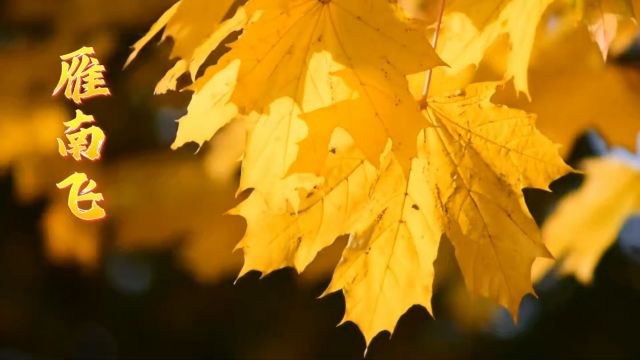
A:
171 60 241 150
507 22 640 154
124 0 241 93
222 0 441 110
227 0 440 179
321 147 441 346
232 129 375 278
166 0 442 206
234 128 442 346
7 0 637 354
232 83 569 346
435 0 553 96
322 83 567 343
533 138 640 284
291 66 427 175
128 0 575 351
568 0 640 60
422 83 570 317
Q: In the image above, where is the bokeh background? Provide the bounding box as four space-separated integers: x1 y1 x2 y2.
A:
1 0 640 358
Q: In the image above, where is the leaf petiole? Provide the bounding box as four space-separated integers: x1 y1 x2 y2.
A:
420 0 446 109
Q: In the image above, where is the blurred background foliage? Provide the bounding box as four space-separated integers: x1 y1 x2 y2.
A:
0 0 639 358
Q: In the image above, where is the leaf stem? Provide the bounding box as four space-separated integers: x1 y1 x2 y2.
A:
420 0 446 108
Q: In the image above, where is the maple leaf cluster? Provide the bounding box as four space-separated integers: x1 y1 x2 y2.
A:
21 0 635 351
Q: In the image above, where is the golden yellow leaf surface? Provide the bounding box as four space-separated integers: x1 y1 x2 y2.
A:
234 129 442 346
222 0 440 110
397 0 440 21
533 153 640 284
238 99 321 211
322 149 441 345
436 0 553 96
232 129 375 277
124 0 240 93
153 0 446 224
509 24 640 153
424 82 570 317
292 66 427 174
233 83 568 346
126 0 577 350
223 0 440 178
171 60 241 150
167 0 442 206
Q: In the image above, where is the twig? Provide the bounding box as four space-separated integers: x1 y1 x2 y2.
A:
420 0 446 108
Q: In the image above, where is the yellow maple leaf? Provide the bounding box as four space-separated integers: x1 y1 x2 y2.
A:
237 99 321 211
233 83 569 347
321 148 442 346
127 0 575 350
436 0 553 97
222 0 441 111
408 0 639 100
292 66 426 175
533 146 640 284
232 129 375 277
171 60 241 150
507 22 640 154
124 0 241 93
223 0 440 178
168 0 442 207
423 82 570 317
234 128 442 346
